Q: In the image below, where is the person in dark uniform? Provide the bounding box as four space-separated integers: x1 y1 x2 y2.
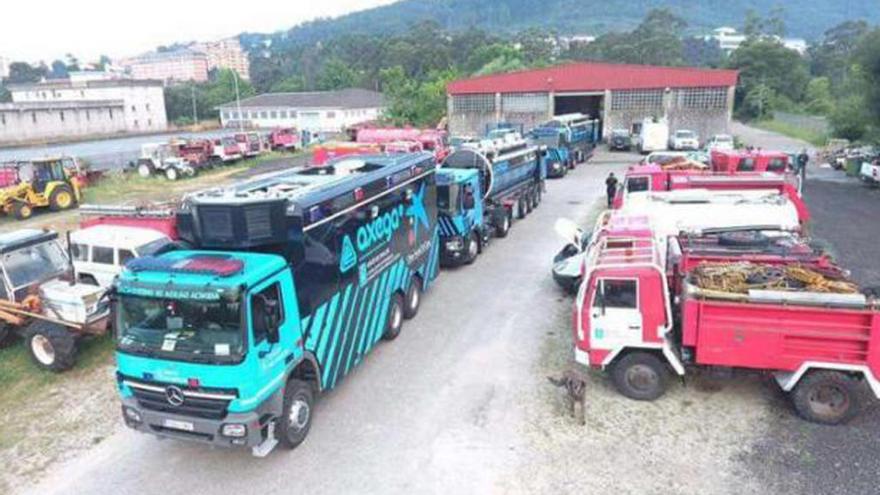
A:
605 172 619 208
796 148 809 191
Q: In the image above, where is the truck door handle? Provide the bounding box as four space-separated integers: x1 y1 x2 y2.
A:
628 325 641 330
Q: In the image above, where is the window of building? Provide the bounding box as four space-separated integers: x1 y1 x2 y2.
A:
60 111 65 122
289 111 297 119
326 111 336 119
80 90 85 97
270 110 278 119
148 119 152 127
31 112 37 124
280 110 288 119
452 94 496 114
501 93 547 113
134 119 139 128
610 90 664 111
1 114 5 126
109 109 114 119
146 103 151 111
260 111 268 119
131 105 137 112
232 111 239 119
86 110 90 121
677 87 728 110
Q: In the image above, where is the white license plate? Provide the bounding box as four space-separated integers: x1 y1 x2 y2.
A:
163 419 194 432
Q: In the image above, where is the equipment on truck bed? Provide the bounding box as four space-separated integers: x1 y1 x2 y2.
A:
0 157 83 220
691 262 859 295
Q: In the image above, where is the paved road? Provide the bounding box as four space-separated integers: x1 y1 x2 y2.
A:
25 153 619 495
735 123 880 495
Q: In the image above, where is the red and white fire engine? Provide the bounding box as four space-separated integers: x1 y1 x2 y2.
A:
355 127 449 163
566 217 880 424
268 127 300 151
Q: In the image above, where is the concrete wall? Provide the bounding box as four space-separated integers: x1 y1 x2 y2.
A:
219 106 383 132
0 105 127 143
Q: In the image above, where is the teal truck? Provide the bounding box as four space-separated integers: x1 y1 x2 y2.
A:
113 153 440 455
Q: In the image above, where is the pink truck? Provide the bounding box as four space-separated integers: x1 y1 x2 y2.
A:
356 127 449 163
268 128 300 151
570 220 880 425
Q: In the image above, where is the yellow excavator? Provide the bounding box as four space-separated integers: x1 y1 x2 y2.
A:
0 157 83 220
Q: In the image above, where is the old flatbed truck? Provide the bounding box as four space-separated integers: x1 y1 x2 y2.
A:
572 226 880 424
113 153 440 454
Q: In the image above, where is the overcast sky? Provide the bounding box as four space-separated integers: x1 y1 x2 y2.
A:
3 0 396 64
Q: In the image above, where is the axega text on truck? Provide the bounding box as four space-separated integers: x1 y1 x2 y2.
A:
113 153 440 455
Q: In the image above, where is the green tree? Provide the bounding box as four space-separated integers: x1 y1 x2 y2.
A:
830 95 872 140
380 66 456 127
316 58 361 90
803 77 834 115
0 85 10 103
742 10 764 38
6 62 47 84
727 39 810 118
854 28 880 126
270 75 307 92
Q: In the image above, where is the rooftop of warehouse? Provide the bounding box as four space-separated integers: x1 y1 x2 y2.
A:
218 88 385 110
447 62 739 95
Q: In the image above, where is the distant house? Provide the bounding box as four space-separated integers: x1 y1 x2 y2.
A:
708 27 807 56
217 88 385 133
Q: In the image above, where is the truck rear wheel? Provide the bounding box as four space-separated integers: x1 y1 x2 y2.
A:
610 352 669 401
25 320 77 372
137 162 154 178
791 370 860 425
278 379 314 449
48 185 76 211
403 276 423 320
382 294 405 341
165 167 179 181
494 210 511 238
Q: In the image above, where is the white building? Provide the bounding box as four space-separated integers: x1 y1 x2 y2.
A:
0 56 10 80
709 27 807 56
1 78 167 144
217 88 385 133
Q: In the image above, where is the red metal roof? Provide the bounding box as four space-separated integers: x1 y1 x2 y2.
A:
447 62 739 95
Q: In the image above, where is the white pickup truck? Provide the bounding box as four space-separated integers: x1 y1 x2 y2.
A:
860 160 880 185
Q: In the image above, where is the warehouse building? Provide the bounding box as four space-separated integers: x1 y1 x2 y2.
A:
446 62 738 141
217 88 385 133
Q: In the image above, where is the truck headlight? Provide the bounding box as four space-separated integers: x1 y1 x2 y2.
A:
445 239 463 251
221 423 248 438
123 406 142 424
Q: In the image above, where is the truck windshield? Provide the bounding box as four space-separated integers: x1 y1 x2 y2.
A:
117 295 245 363
2 242 69 290
437 185 459 212
531 134 562 148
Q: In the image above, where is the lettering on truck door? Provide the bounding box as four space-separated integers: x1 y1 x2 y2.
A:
590 278 644 351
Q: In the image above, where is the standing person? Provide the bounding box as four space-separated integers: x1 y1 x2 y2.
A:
796 148 809 190
605 172 619 208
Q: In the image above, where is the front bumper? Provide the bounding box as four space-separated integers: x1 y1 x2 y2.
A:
440 237 466 267
120 393 275 449
546 162 566 178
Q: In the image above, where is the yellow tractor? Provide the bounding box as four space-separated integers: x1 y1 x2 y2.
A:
0 157 83 220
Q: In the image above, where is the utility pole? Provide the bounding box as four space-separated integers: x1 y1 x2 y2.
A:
191 86 198 124
232 70 244 132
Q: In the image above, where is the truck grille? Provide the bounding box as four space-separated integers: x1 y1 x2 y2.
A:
124 379 236 420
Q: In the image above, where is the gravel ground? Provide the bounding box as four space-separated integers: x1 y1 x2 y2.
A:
734 123 880 495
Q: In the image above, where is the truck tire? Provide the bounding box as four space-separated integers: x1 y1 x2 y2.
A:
165 167 179 181
25 320 77 372
494 210 511 238
278 379 314 449
403 276 423 320
382 293 405 341
0 323 13 348
529 189 539 210
48 185 76 211
464 232 479 265
12 202 33 220
516 198 527 219
610 352 669 401
791 370 860 425
137 162 154 178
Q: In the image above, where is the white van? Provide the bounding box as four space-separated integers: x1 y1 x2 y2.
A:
69 225 174 287
637 117 670 153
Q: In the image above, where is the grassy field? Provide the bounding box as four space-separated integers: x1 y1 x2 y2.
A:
753 119 829 147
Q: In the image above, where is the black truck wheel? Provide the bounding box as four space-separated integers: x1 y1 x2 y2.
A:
25 320 77 372
403 276 423 320
12 202 33 220
48 185 77 211
610 352 669 401
494 210 511 238
0 323 13 348
718 231 771 248
791 370 860 425
382 294 405 341
278 379 314 449
464 232 479 265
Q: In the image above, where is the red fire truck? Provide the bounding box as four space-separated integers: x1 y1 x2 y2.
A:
268 128 300 151
312 142 382 165
570 223 880 424
355 127 449 163
711 149 791 174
